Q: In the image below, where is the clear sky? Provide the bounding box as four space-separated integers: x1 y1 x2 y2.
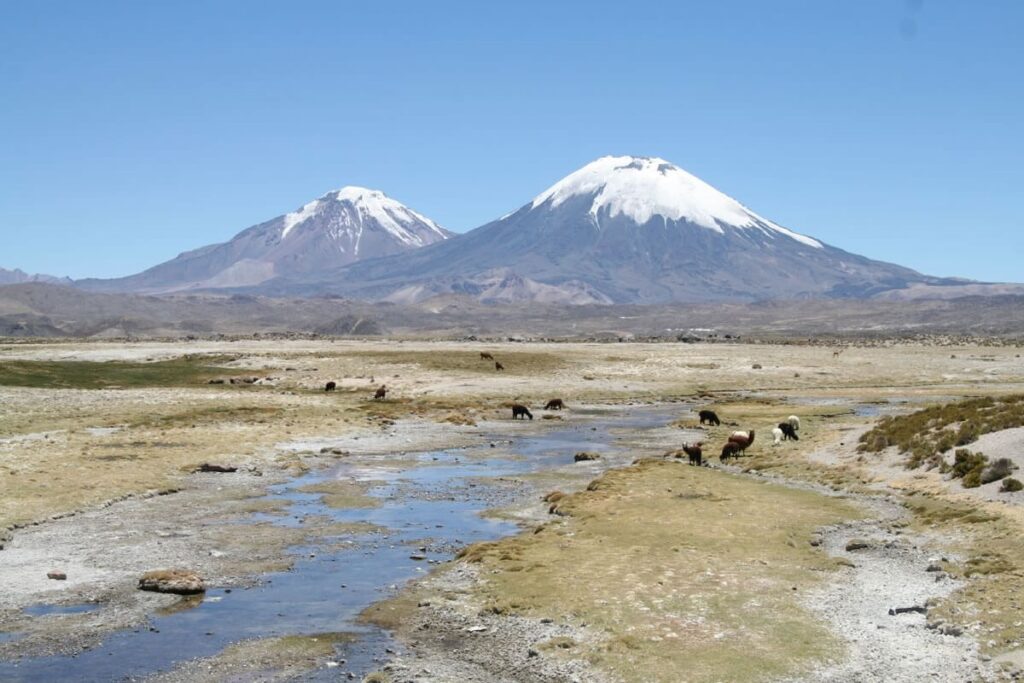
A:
2 1 1021 282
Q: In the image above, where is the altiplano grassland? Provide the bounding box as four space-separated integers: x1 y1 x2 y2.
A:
451 461 861 682
2 338 1024 681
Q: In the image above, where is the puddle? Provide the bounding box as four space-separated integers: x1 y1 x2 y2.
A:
23 603 99 617
0 405 682 682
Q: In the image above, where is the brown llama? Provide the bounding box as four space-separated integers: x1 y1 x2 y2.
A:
495 361 505 371
544 398 565 410
324 381 336 392
728 429 755 453
374 385 387 400
682 442 703 466
480 352 494 361
511 404 533 420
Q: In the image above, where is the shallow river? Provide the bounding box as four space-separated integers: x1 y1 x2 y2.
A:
0 405 681 682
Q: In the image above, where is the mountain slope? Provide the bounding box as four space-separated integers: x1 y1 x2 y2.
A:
0 267 71 286
258 156 949 303
78 187 452 293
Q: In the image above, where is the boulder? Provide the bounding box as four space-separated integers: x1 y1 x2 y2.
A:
845 539 871 552
46 570 67 581
138 569 205 595
574 452 600 462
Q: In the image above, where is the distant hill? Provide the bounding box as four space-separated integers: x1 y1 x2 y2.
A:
5 282 1024 339
0 267 71 286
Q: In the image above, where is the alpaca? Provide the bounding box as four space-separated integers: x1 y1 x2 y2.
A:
545 398 565 410
721 442 741 461
787 415 801 431
495 361 505 371
698 409 721 426
778 422 799 440
374 385 387 400
511 404 533 420
772 427 784 445
682 442 703 466
324 381 336 392
480 352 494 360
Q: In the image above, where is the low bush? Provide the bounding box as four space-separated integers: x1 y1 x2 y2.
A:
1000 477 1023 493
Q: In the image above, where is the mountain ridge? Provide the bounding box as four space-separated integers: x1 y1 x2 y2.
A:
248 156 958 303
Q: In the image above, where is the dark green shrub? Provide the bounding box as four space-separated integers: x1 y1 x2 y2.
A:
1000 477 1023 493
980 458 1018 484
951 449 988 478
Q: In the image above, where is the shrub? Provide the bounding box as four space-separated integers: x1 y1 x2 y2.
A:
1000 477 1023 493
951 449 988 479
963 468 983 488
980 458 1018 484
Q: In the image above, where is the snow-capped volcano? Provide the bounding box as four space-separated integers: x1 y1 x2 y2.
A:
280 186 448 248
529 155 822 248
255 155 949 303
78 186 452 293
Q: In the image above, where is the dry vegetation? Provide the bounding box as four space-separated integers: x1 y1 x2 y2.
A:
858 395 1024 469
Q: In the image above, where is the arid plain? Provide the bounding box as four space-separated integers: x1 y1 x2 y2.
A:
1 338 1023 682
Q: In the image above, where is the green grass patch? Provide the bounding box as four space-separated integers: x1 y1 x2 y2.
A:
0 356 247 390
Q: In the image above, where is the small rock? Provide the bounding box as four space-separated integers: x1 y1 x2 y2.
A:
845 539 871 552
528 648 539 658
410 554 427 561
46 570 67 581
138 569 205 595
574 451 600 462
940 624 964 637
194 463 237 473
926 562 943 572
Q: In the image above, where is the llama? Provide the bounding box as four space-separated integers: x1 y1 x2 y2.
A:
772 427 784 445
787 415 800 431
495 361 505 371
698 410 721 426
728 429 755 453
324 381 336 392
511 404 533 420
720 442 741 461
682 442 703 466
374 385 387 400
480 352 494 361
778 422 799 440
544 398 565 410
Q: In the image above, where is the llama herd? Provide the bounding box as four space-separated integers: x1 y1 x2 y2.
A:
682 412 801 466
317 350 801 470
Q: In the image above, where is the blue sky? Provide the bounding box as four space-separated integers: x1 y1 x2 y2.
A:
2 1 1021 281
